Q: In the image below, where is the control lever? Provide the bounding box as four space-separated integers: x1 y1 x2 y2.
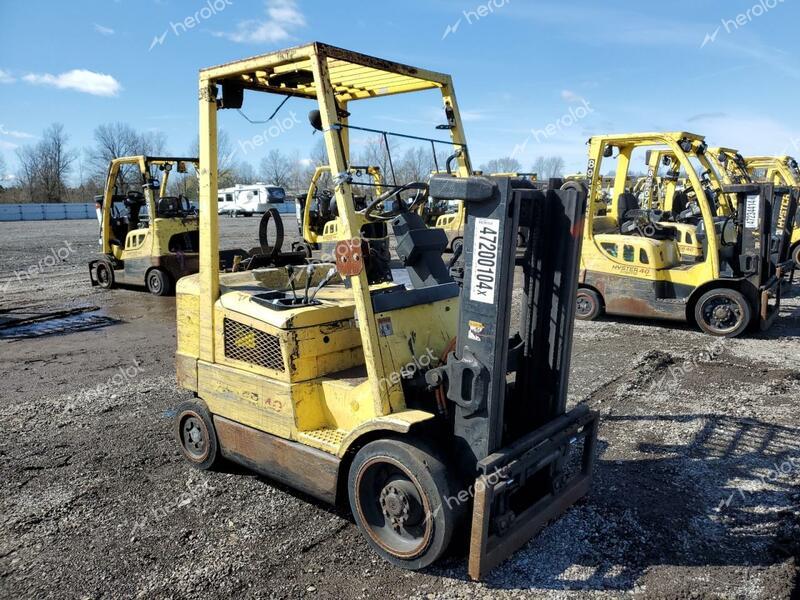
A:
308 267 337 303
286 265 298 302
303 265 314 303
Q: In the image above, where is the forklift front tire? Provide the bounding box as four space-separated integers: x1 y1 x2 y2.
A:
95 262 115 290
146 268 173 297
575 288 603 321
792 244 800 271
694 288 751 337
348 438 460 571
174 400 220 470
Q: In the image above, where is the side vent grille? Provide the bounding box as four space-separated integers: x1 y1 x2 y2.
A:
223 318 284 372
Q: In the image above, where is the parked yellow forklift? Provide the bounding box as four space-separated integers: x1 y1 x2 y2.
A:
746 155 800 269
89 156 200 296
173 42 598 580
575 132 788 337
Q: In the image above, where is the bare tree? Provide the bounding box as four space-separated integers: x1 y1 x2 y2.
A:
532 156 566 180
234 161 257 185
479 157 522 175
191 130 236 186
260 149 295 189
359 135 398 185
15 145 38 201
15 124 77 202
398 146 435 184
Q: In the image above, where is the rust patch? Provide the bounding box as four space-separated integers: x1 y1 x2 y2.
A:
334 238 365 277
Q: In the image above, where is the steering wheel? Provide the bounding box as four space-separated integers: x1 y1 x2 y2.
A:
362 182 429 222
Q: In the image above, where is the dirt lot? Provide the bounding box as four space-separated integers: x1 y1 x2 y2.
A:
1 218 798 600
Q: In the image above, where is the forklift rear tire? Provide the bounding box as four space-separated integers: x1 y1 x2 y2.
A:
792 244 800 271
450 237 464 256
95 262 115 289
348 438 460 570
575 288 603 321
694 288 751 337
174 400 220 470
146 268 173 297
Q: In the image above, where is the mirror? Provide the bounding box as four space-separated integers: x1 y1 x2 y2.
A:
177 161 187 173
603 145 614 158
308 110 323 131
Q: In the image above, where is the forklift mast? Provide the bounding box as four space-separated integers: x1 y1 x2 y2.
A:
427 175 599 579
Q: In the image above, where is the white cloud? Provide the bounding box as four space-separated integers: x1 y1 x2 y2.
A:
0 125 35 139
561 90 586 104
0 140 18 151
93 23 115 36
22 69 121 97
0 69 15 84
215 0 306 44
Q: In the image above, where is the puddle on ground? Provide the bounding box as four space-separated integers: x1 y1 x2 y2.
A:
0 307 121 340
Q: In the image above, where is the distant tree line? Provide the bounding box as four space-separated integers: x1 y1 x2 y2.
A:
0 122 567 204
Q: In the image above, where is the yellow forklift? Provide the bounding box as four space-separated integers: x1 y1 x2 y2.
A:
296 164 385 244
746 155 800 269
89 156 200 296
173 42 598 580
574 132 788 337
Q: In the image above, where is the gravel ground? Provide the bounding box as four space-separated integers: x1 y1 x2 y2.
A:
0 218 798 600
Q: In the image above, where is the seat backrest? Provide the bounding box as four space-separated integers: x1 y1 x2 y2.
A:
672 191 689 215
617 193 640 222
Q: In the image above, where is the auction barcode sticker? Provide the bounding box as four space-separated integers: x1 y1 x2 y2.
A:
469 217 500 304
744 195 760 229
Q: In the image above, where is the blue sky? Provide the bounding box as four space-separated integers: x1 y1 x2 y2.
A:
1 0 799 183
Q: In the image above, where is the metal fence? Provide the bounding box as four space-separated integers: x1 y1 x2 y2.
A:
0 202 298 222
0 203 96 221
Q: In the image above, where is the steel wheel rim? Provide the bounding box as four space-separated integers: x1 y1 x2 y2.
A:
576 294 594 317
97 265 110 286
180 413 209 461
148 273 162 293
354 456 433 559
701 296 743 334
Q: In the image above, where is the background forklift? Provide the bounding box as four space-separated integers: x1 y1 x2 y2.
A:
89 156 200 296
746 155 800 270
173 42 598 580
575 132 787 337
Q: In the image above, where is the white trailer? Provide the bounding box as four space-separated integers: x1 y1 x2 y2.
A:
217 184 286 216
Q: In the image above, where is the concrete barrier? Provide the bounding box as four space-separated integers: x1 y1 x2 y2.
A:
0 202 298 222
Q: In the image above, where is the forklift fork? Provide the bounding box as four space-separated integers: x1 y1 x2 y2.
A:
469 406 598 579
429 175 599 580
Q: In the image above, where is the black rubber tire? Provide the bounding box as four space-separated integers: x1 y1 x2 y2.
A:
450 237 464 256
95 262 115 289
560 180 589 196
348 438 462 571
694 288 752 338
792 244 800 271
174 400 220 470
292 241 314 259
258 208 285 259
146 268 173 297
575 288 603 321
